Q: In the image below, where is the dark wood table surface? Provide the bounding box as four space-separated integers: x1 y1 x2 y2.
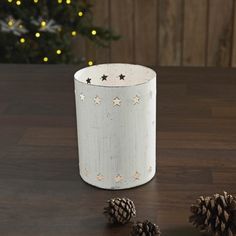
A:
1 64 236 236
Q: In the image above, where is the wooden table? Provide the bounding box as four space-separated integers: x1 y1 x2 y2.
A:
1 65 236 236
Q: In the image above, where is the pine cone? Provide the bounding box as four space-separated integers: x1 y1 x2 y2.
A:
104 197 136 224
131 220 161 236
189 191 236 236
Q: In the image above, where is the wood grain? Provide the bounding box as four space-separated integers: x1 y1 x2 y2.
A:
183 0 207 66
110 0 134 63
231 0 236 66
76 1 236 67
74 0 236 67
207 0 234 67
72 33 86 63
134 0 157 66
1 64 236 235
86 0 110 64
158 0 183 66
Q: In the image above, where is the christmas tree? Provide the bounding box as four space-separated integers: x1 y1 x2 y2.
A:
0 0 119 64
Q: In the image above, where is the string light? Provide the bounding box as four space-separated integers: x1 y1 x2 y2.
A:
16 0 21 5
56 49 62 55
91 30 97 36
58 0 62 3
71 31 77 36
43 57 48 62
19 38 25 43
35 32 40 38
8 20 13 27
88 60 93 66
66 0 71 4
41 21 46 27
8 0 13 3
33 0 39 3
78 11 83 17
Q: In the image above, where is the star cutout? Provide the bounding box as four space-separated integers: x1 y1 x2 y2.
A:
86 78 91 84
132 95 140 105
96 173 104 181
112 97 121 106
119 74 125 80
101 74 108 81
94 95 101 104
114 174 123 183
80 93 85 101
133 171 140 180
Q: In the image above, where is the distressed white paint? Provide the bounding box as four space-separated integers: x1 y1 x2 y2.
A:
74 63 157 189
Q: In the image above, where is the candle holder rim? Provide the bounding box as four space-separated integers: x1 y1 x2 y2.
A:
74 63 156 88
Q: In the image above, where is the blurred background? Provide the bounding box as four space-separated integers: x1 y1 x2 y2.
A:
0 0 235 67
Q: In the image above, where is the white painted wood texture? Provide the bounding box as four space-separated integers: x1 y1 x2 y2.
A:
74 64 156 189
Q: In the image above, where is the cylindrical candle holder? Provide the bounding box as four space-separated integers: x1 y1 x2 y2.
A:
74 63 156 190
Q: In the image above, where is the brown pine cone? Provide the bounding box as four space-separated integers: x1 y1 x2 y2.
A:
131 220 161 236
104 197 136 224
189 191 236 236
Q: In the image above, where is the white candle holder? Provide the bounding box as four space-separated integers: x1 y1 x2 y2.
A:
74 63 156 189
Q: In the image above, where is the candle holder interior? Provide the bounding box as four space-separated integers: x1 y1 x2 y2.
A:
74 63 156 87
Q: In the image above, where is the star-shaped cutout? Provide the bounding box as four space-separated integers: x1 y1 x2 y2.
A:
133 171 140 180
86 78 91 84
96 173 104 181
119 74 125 80
112 97 121 106
132 95 140 105
80 93 85 101
94 95 101 104
101 74 108 81
114 174 123 183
